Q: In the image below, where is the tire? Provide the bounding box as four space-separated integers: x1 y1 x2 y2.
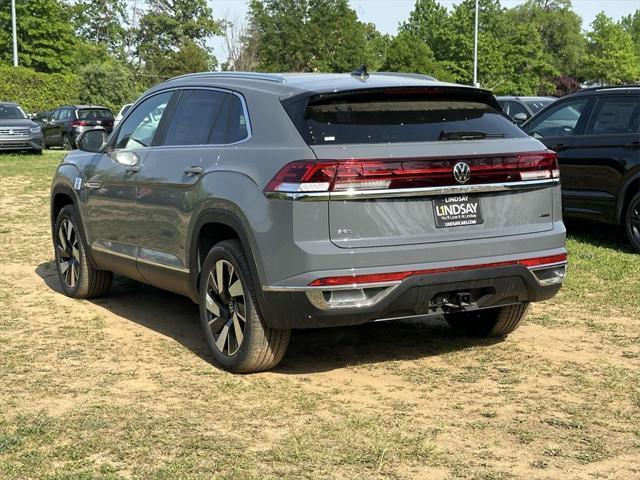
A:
62 134 73 150
32 149 43 155
445 303 529 337
199 239 290 373
624 190 640 253
54 205 112 298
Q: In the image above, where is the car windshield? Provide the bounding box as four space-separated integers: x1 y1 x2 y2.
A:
0 105 27 119
524 100 554 114
77 109 113 120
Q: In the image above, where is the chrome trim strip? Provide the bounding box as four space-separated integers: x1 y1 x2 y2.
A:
262 281 402 292
91 245 189 273
528 262 567 286
265 179 560 201
306 285 398 310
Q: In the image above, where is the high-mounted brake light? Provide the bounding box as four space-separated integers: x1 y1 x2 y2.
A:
308 253 568 287
264 151 559 194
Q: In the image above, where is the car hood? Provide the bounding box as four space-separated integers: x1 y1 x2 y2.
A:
0 118 38 128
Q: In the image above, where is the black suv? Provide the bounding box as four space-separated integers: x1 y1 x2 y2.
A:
522 86 640 251
42 105 114 150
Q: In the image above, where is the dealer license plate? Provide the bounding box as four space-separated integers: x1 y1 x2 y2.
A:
433 195 483 228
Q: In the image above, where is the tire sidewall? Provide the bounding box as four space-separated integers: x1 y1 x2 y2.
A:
199 242 257 370
624 191 640 253
54 205 86 297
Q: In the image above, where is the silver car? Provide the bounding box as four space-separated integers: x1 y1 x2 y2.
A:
0 102 44 153
50 72 567 372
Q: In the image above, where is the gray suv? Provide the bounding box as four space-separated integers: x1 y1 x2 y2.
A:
50 72 567 373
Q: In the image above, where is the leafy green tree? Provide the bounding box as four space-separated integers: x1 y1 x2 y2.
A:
246 0 381 72
71 0 129 59
399 0 451 58
381 31 453 81
581 12 640 84
0 0 78 73
508 0 585 76
620 10 640 60
134 0 221 82
77 59 140 112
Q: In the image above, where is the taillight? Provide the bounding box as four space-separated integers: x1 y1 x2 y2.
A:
72 120 89 127
308 253 568 287
264 151 559 193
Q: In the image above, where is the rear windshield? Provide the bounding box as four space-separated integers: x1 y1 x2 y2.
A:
0 105 27 119
300 94 526 145
77 109 114 120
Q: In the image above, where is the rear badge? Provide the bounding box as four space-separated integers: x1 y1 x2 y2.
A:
433 195 483 228
74 177 82 190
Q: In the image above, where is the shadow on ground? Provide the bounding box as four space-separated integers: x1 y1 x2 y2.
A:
37 260 500 374
565 219 633 253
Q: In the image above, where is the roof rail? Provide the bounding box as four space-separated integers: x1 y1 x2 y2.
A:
579 84 640 92
372 72 437 82
163 71 287 84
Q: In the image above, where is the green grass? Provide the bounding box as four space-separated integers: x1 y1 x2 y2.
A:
0 152 639 479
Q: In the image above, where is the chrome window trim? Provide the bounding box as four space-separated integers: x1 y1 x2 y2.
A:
265 178 560 201
111 86 252 149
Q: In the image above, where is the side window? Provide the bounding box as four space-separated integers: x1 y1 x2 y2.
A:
114 92 172 150
525 99 589 139
508 101 529 118
51 109 61 121
60 109 71 120
498 101 508 114
163 89 248 146
586 97 640 135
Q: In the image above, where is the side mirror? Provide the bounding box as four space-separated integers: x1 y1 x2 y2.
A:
513 112 528 124
77 128 107 153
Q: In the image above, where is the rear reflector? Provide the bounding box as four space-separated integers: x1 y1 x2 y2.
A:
308 253 568 287
265 151 559 193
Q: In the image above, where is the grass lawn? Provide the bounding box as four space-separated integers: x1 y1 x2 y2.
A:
1 151 639 479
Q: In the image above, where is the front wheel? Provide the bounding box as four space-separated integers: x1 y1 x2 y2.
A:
54 205 112 298
445 303 529 337
199 239 290 373
624 191 640 253
62 134 73 150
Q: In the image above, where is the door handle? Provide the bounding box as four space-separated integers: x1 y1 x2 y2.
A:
551 143 568 152
184 166 204 176
125 165 141 173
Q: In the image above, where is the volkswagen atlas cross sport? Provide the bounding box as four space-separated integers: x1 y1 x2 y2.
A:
50 71 567 373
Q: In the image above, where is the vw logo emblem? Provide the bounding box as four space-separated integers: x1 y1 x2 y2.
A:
453 162 471 184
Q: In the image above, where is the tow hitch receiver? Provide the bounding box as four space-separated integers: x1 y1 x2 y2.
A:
442 292 473 309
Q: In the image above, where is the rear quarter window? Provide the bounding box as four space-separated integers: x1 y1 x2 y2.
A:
297 93 526 145
78 109 114 120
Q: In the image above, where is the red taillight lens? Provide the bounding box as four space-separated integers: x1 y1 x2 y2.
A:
264 151 559 194
308 253 568 287
72 120 89 127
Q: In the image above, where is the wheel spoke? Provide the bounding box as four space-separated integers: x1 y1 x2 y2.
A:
228 278 243 298
208 315 227 333
205 292 220 316
60 259 71 274
58 244 70 259
72 245 80 261
215 324 230 352
66 222 74 244
69 262 77 287
215 261 225 295
58 224 68 251
232 313 244 346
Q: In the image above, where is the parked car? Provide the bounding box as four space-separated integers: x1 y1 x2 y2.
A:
30 110 52 128
521 85 640 252
114 103 134 127
497 96 556 124
0 101 44 154
42 105 114 150
50 71 567 372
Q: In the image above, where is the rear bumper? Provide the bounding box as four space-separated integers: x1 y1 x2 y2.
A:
258 254 566 329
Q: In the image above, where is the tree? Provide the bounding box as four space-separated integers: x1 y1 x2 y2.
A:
509 0 585 76
246 0 380 72
381 31 453 81
399 0 451 58
134 0 221 82
0 0 78 73
71 0 129 59
77 60 139 112
221 13 259 71
581 13 640 85
620 10 640 61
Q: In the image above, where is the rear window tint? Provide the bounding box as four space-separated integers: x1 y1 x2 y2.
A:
300 96 526 145
78 109 114 120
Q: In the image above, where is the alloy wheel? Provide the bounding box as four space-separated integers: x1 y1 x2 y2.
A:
62 136 72 150
57 219 80 288
630 197 640 243
205 259 246 356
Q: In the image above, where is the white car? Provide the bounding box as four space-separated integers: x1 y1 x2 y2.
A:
113 103 133 127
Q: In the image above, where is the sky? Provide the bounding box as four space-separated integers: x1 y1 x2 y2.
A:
209 0 640 63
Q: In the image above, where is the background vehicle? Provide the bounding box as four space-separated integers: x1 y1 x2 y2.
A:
0 101 44 154
50 72 567 373
42 105 114 150
114 103 134 127
497 96 556 124
30 111 52 128
522 86 640 252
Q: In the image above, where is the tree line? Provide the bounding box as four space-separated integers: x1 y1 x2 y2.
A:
0 0 638 112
